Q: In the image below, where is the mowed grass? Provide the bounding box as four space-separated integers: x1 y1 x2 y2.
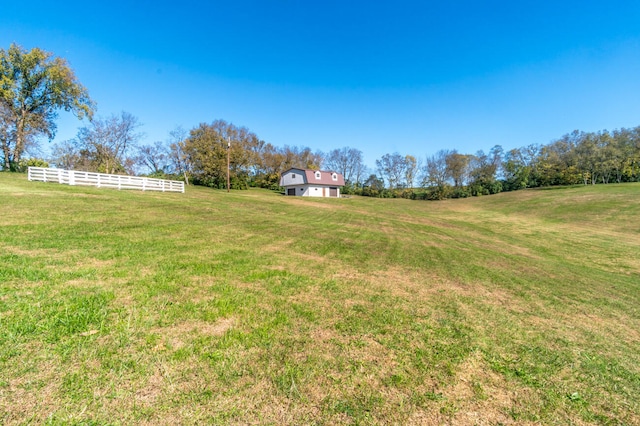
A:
1 173 639 425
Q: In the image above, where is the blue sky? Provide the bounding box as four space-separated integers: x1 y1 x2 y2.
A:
3 1 640 168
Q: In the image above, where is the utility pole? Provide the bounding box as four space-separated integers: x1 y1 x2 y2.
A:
226 137 230 192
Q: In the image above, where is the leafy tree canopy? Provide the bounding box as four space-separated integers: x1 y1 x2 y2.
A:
0 43 94 171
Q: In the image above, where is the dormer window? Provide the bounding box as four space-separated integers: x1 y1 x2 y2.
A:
331 173 338 181
315 171 321 179
292 173 296 179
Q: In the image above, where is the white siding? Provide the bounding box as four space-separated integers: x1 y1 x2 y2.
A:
300 185 341 197
283 185 342 197
307 185 323 197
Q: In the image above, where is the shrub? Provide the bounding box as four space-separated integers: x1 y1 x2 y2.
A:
16 158 49 173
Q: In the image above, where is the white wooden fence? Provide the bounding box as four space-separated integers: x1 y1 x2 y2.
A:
28 167 185 193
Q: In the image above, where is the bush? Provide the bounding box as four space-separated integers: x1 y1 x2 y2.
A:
450 187 471 198
16 158 49 173
426 185 452 200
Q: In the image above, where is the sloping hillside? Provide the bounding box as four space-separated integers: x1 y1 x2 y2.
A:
1 173 639 425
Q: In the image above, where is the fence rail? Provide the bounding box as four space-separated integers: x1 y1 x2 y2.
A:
28 167 184 193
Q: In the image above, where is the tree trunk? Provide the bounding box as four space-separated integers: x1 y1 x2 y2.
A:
2 136 11 171
11 113 27 172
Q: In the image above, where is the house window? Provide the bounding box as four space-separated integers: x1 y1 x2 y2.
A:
332 173 337 181
315 171 321 179
292 174 296 179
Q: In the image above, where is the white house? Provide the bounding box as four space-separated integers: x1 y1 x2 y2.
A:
280 168 345 197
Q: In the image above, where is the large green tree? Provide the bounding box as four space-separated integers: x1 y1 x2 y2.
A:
183 120 261 189
468 146 503 195
0 43 95 171
444 151 471 187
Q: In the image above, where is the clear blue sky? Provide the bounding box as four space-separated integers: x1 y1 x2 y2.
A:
3 0 640 168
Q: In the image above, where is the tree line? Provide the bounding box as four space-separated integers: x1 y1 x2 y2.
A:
3 44 640 199
406 127 640 200
41 117 640 200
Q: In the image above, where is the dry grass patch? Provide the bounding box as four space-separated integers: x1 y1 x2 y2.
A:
439 351 521 425
364 265 523 310
0 358 60 425
151 317 236 351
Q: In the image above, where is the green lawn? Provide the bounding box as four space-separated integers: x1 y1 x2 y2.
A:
1 173 639 425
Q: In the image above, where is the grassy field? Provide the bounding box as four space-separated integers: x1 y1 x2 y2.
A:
1 172 639 425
